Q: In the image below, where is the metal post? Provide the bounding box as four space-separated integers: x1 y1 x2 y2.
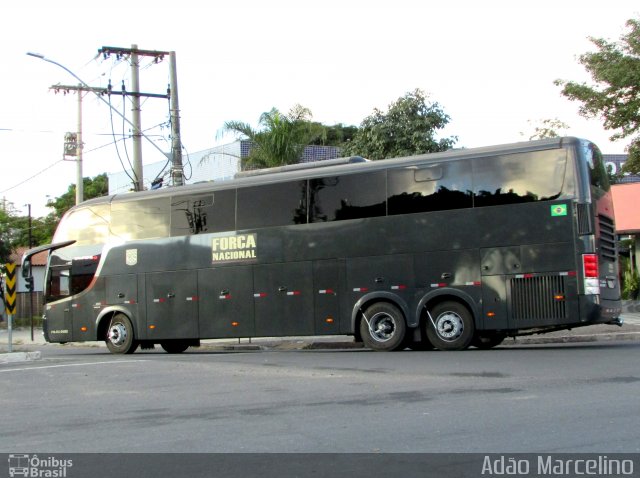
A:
28 204 34 341
8 314 13 353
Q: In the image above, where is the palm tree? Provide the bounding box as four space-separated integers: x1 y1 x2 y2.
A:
224 105 325 170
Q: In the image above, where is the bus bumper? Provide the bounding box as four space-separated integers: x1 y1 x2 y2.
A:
580 295 622 324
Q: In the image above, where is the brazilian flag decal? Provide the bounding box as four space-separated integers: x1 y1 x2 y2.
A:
551 204 567 217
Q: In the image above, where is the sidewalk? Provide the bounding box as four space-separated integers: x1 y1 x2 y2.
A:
1 310 639 360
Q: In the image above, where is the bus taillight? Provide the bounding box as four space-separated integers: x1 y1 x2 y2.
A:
582 254 600 295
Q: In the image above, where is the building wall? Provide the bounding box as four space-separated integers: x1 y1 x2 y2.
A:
108 140 343 195
604 154 639 183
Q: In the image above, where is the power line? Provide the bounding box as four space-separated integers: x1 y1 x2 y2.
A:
0 121 168 195
0 160 65 194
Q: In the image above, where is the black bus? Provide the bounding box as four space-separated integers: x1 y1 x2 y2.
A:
22 137 622 353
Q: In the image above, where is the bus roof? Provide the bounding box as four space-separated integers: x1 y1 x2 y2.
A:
77 136 583 209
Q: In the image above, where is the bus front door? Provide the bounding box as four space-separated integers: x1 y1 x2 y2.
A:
45 264 73 343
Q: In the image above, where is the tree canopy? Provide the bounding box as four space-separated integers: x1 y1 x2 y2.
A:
555 17 640 173
223 105 326 169
0 173 109 263
523 118 571 140
46 174 108 220
342 89 457 160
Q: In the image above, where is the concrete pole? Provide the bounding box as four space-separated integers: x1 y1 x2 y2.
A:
76 86 83 204
131 44 144 191
169 51 184 186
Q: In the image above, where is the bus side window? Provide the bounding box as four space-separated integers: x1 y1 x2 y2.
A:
111 198 171 241
237 180 307 229
309 171 386 222
387 160 473 215
473 150 567 207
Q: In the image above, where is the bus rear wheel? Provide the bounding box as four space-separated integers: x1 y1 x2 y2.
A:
160 341 191 354
105 314 138 354
425 301 474 351
360 302 406 351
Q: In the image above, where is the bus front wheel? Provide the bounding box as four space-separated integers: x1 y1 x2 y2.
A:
359 302 406 351
472 332 506 349
425 301 474 351
160 341 191 354
105 314 139 354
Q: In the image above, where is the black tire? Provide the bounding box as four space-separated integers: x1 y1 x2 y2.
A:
105 314 138 354
160 341 191 354
359 302 406 351
472 332 506 349
405 339 434 351
425 301 474 351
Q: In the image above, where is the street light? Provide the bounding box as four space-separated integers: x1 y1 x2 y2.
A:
26 52 170 187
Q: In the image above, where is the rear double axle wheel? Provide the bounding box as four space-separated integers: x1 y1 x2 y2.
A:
425 301 474 351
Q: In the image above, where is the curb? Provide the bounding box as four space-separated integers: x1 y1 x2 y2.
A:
1 332 638 359
0 351 42 364
510 331 640 345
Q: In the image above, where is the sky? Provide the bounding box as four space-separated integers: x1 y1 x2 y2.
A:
1 0 638 217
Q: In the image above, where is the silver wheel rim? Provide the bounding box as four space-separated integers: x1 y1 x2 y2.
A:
368 312 396 342
108 322 127 346
435 311 464 342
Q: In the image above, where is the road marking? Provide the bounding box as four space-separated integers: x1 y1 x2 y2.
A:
0 360 147 373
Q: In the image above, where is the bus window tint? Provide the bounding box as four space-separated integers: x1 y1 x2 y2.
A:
171 190 236 236
387 160 473 215
110 198 170 240
309 172 386 222
473 149 567 207
46 256 71 302
582 141 610 192
70 256 101 295
237 181 307 229
52 204 111 245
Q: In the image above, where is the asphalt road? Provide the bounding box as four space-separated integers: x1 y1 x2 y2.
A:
1 341 639 454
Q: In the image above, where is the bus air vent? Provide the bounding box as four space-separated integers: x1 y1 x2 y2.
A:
510 275 568 321
597 215 617 262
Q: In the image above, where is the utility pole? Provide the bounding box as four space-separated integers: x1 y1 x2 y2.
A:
51 79 169 193
99 45 185 188
130 45 143 192
169 51 184 186
50 85 88 204
30 51 175 192
76 85 83 203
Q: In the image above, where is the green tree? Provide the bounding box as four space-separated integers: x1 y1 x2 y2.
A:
308 123 358 147
224 105 325 169
0 208 12 264
555 18 640 174
46 173 109 221
0 174 108 261
523 118 570 140
342 89 457 160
